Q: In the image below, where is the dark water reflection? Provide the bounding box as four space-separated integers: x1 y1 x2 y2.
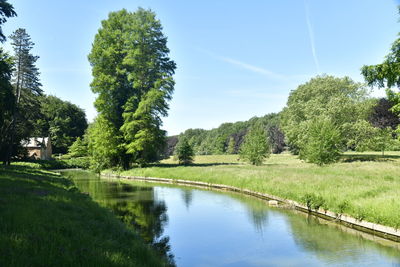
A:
64 171 400 267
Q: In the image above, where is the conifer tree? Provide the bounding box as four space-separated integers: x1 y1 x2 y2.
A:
174 137 194 165
5 28 42 163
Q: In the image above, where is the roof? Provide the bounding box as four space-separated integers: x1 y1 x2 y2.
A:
22 137 50 148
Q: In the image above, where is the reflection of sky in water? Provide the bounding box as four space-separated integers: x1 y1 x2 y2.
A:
154 186 400 267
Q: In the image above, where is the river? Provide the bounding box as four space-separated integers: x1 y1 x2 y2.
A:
63 170 400 267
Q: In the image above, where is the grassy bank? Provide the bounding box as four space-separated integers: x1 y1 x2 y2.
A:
12 157 91 170
0 163 171 266
106 152 400 229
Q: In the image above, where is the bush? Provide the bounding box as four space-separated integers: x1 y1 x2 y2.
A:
300 118 342 165
302 193 326 211
239 125 270 165
68 137 88 157
12 157 91 170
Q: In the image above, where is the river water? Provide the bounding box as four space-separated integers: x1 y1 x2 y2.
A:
64 171 400 267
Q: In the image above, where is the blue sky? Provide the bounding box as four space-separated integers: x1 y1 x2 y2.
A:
2 0 399 135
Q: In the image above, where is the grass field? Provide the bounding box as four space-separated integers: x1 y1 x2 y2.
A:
0 163 171 266
106 152 400 229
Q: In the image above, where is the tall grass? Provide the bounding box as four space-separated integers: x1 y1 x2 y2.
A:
109 152 400 229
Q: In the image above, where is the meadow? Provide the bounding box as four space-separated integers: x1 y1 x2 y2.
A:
0 163 171 266
107 152 400 229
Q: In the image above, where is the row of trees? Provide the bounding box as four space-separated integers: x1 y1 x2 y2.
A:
0 1 87 163
174 124 271 166
169 81 399 165
168 113 284 158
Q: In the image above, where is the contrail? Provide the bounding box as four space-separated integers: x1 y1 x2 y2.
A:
304 0 320 73
220 56 285 80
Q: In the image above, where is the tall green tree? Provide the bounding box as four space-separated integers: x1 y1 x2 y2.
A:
281 75 373 163
88 8 176 169
5 28 42 163
239 125 270 166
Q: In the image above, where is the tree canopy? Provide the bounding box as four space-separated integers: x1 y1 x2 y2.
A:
361 10 400 114
281 75 373 164
2 28 42 163
167 113 284 157
88 8 176 169
0 0 16 42
35 95 88 154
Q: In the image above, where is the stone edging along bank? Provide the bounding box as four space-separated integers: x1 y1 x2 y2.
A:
102 173 400 243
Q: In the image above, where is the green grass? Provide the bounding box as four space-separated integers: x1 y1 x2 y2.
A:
107 152 400 229
0 164 171 266
12 157 90 170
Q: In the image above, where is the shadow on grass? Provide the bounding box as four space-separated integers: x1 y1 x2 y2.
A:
341 153 400 163
1 164 73 187
0 165 173 266
151 162 240 168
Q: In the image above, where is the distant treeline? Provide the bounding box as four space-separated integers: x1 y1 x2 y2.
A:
165 97 400 158
165 113 285 157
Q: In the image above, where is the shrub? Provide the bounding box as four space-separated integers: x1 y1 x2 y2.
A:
239 125 271 165
300 118 342 165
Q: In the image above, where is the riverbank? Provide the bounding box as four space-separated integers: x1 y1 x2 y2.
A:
104 152 400 231
0 163 171 266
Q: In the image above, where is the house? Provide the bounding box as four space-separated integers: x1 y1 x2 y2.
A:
22 137 52 160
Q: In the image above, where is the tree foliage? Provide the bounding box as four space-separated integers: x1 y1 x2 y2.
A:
88 8 175 169
361 8 400 114
239 125 270 166
0 49 15 162
0 0 16 42
166 113 284 157
281 75 373 163
174 137 194 165
4 28 42 163
0 0 15 163
68 137 88 157
369 98 400 130
300 117 342 165
35 95 88 154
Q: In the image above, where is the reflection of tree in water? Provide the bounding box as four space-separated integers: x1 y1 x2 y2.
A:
223 191 269 233
67 172 175 266
249 207 269 233
111 195 173 264
181 189 193 209
285 211 400 264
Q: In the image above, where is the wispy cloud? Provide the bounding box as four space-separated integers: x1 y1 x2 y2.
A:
196 47 312 81
41 67 91 74
304 0 320 73
228 89 288 100
219 56 286 80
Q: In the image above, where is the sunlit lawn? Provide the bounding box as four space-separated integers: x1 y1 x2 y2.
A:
110 152 400 229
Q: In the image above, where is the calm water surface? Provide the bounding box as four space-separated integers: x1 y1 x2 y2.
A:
64 171 400 267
